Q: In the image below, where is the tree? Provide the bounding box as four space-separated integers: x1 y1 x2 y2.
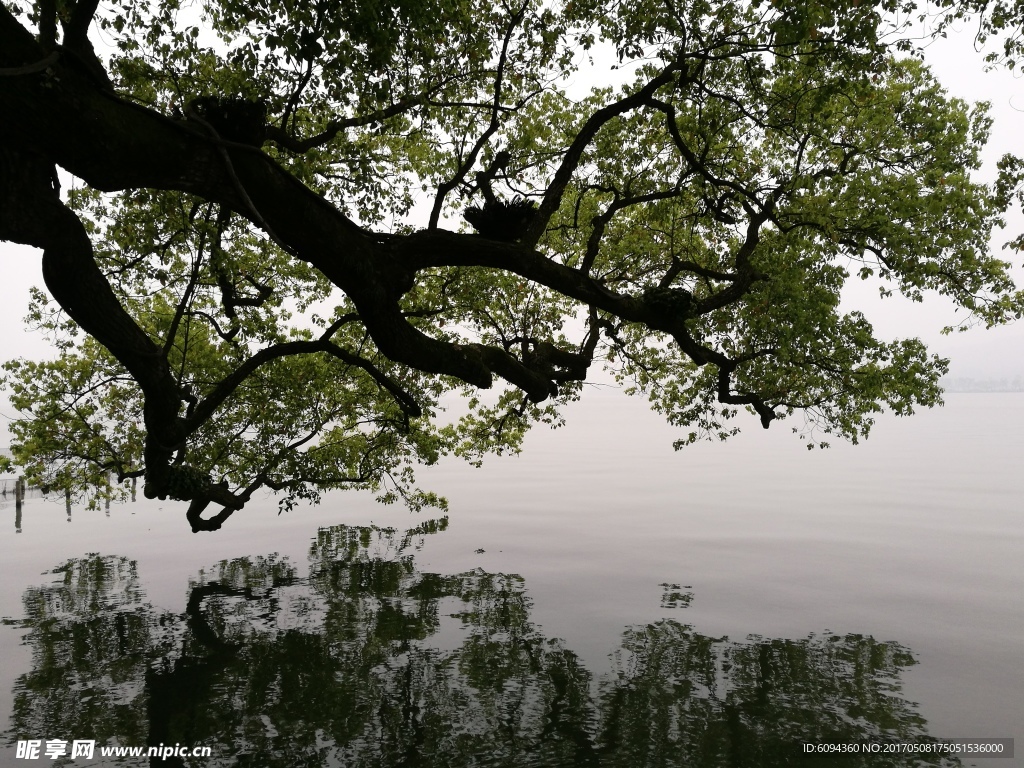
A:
0 0 1020 531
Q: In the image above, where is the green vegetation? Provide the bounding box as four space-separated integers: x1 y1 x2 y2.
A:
1 0 1022 529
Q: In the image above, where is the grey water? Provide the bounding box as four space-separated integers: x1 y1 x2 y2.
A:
0 391 1021 766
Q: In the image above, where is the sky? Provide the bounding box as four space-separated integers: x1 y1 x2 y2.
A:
1 17 1023 423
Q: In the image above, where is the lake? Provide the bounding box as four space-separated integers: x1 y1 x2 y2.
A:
1 391 1021 766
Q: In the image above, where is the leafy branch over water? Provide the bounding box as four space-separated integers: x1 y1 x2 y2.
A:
3 0 1023 529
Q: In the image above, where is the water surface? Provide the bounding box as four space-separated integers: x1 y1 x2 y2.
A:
1 392 1021 765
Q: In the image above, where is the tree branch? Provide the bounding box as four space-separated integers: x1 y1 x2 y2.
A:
521 61 687 246
0 147 185 496
428 4 527 229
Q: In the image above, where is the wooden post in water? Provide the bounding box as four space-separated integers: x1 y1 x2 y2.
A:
65 488 72 520
131 476 137 502
105 473 112 515
15 476 24 521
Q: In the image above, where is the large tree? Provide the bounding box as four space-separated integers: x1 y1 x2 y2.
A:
0 0 1019 530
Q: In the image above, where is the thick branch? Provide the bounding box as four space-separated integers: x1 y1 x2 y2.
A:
0 22 507 394
0 147 185 492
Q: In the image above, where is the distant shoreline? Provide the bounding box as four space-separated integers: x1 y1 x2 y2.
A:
940 378 1024 393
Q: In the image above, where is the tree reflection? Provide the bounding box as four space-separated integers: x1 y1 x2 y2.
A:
8 555 155 757
6 525 958 767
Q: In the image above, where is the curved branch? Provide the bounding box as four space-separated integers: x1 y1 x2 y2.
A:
521 61 686 246
0 51 58 75
186 496 237 532
266 87 445 153
185 334 423 436
580 185 692 275
715 364 777 428
0 147 185 494
427 4 528 229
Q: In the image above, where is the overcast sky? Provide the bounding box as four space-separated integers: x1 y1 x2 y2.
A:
1 21 1023 409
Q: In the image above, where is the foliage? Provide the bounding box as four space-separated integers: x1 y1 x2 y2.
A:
0 0 1022 529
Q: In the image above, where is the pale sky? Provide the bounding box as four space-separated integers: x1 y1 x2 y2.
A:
1 22 1023 405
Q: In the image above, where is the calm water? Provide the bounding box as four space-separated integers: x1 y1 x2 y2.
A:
0 392 1021 766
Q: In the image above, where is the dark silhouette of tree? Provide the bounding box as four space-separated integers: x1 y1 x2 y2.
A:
1 0 1021 530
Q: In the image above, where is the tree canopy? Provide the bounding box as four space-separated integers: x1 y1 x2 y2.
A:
1 0 1021 530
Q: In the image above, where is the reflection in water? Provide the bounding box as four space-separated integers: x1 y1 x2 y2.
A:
5 523 958 767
